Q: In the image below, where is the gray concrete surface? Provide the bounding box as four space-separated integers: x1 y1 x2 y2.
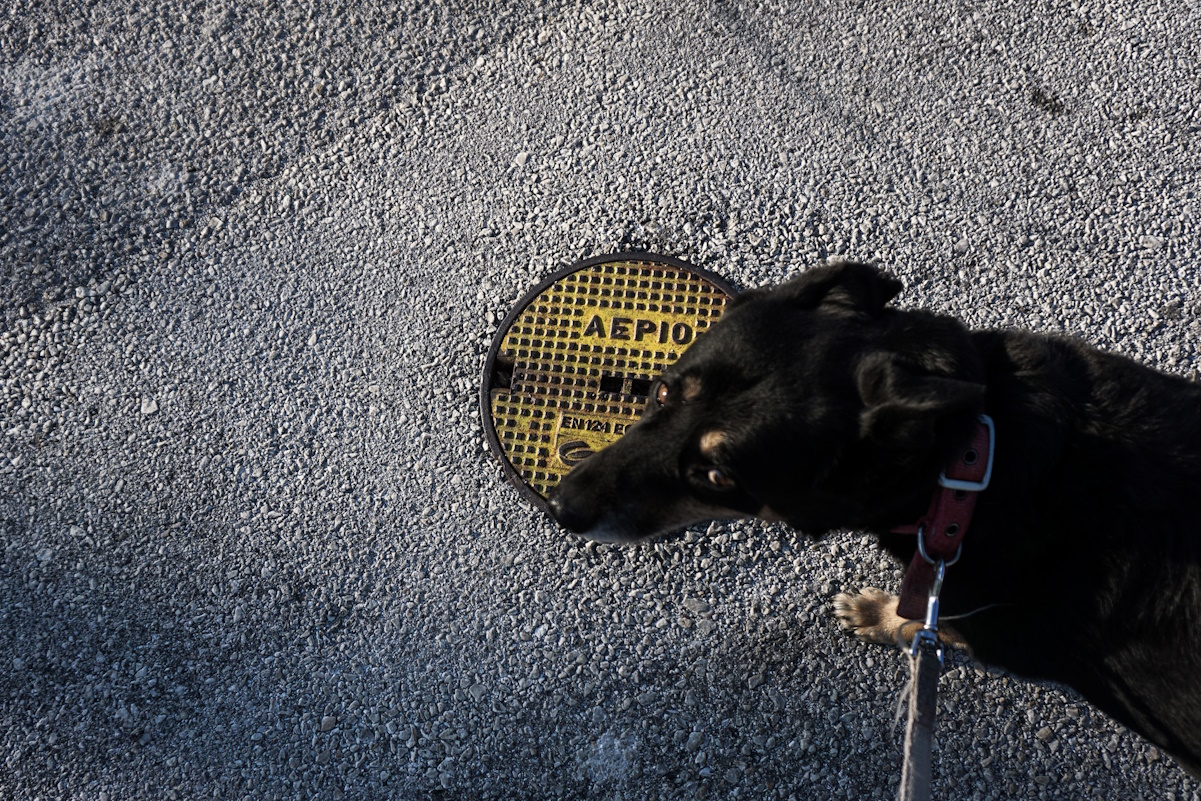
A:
2 0 1200 798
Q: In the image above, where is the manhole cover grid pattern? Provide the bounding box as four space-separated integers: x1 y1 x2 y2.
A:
490 259 732 500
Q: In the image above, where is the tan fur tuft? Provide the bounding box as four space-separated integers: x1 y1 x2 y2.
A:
699 429 727 458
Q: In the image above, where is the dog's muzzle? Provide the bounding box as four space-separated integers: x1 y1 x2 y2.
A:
547 485 649 543
545 490 593 534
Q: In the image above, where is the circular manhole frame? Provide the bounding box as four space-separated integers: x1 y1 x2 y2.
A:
480 252 738 514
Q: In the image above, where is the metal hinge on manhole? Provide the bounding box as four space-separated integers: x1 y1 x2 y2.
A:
480 253 737 512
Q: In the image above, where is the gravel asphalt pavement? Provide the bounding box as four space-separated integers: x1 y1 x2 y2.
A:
2 0 1200 798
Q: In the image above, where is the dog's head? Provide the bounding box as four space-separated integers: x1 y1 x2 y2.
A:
547 262 986 542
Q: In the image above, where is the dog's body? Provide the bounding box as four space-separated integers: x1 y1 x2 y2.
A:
549 263 1201 778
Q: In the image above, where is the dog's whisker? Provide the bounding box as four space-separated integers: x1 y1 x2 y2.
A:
938 603 1013 622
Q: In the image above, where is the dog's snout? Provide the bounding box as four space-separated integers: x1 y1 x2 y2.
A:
547 486 595 534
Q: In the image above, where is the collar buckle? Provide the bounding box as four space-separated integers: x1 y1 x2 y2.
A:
937 414 995 492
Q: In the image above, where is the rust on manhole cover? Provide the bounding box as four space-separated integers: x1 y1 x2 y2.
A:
481 253 737 512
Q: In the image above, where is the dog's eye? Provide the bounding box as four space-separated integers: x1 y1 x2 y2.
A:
706 467 735 490
655 383 669 406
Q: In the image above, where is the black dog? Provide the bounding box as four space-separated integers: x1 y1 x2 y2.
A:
548 262 1201 779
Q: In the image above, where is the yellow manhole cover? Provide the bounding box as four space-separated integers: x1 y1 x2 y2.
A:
481 253 737 511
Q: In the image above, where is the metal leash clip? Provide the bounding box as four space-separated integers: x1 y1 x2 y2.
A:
909 559 946 664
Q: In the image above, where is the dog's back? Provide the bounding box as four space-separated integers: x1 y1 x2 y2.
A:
959 329 1201 774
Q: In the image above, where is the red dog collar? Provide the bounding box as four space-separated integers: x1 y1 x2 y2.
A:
893 415 995 620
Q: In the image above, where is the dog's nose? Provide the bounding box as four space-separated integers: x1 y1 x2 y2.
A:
546 487 595 534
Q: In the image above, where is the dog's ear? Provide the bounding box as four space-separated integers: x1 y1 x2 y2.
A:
741 262 903 316
856 352 984 451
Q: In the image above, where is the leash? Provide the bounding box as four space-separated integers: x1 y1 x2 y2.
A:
892 415 995 801
898 562 945 801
